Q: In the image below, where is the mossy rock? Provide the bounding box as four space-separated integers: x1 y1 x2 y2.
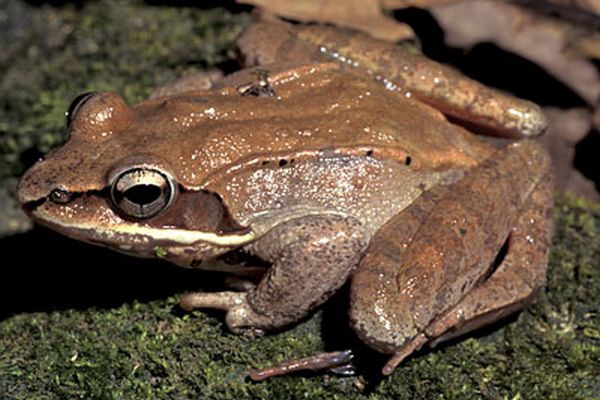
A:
1 1 599 399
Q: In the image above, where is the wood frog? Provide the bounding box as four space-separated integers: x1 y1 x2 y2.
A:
17 19 554 379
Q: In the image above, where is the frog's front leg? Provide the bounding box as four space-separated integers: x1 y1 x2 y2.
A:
350 140 553 375
181 214 368 333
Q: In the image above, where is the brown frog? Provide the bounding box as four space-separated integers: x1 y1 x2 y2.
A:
16 19 554 379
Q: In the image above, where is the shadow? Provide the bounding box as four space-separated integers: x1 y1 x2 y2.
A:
0 225 224 320
143 0 251 13
574 129 600 191
319 284 388 388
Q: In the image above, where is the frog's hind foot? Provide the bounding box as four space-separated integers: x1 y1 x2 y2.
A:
248 350 355 381
382 334 428 375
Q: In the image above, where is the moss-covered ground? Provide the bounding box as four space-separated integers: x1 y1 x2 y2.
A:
1 1 599 399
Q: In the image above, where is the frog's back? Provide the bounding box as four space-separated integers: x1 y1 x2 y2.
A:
20 64 492 204
133 64 492 188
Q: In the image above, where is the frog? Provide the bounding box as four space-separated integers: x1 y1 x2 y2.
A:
16 18 554 379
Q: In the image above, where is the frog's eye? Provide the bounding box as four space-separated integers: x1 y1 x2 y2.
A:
66 92 97 128
110 168 175 219
50 188 74 204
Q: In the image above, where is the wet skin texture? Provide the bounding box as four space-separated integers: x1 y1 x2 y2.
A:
17 19 553 377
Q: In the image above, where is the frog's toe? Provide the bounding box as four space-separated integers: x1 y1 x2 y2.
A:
225 304 264 334
248 350 356 381
179 291 246 312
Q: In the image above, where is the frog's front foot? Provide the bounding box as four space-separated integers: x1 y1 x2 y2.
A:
182 214 368 333
180 291 268 334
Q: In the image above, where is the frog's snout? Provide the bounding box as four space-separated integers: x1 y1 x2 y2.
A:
16 164 46 207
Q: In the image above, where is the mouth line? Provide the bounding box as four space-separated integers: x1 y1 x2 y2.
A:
22 197 48 213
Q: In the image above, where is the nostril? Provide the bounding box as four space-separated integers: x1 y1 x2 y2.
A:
50 188 73 204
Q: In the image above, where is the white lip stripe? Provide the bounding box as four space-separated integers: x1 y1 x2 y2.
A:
40 213 256 246
112 224 256 245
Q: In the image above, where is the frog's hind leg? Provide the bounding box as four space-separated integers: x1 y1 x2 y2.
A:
382 160 554 375
423 170 554 348
349 140 552 375
386 51 549 139
289 22 549 139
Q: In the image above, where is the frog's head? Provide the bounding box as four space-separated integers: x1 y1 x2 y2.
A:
17 92 255 266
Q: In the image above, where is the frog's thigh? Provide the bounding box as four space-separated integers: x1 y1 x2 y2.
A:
350 186 448 349
183 214 368 333
425 171 554 347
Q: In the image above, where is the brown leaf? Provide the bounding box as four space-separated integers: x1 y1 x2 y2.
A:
384 0 600 58
430 1 600 104
574 33 600 59
236 0 415 41
537 107 598 200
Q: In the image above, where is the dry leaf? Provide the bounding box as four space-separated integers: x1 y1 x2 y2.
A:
538 107 598 200
384 0 600 59
430 1 600 104
575 33 600 59
236 0 415 41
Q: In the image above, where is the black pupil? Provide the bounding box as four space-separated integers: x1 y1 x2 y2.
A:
124 184 162 205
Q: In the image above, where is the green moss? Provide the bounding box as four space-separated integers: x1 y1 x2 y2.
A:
154 246 168 258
